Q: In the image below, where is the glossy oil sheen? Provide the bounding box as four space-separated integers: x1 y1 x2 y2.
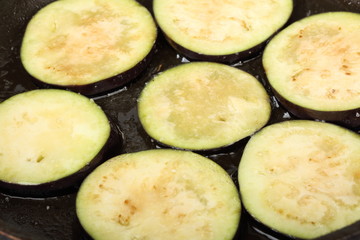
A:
0 0 359 240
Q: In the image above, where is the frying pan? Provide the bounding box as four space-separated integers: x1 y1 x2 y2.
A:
0 0 359 239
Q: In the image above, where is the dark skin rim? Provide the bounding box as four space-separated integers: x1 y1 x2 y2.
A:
164 34 266 64
272 88 360 129
155 0 296 64
1 0 359 239
27 42 157 97
0 119 124 198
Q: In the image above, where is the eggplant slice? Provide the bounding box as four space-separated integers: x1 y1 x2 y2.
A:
263 12 360 127
137 62 271 151
238 120 360 239
20 0 157 96
76 149 241 240
0 89 112 197
153 0 293 63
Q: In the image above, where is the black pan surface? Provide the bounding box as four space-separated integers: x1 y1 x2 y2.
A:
0 0 359 239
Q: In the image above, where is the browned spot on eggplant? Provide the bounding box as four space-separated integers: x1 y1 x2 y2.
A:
36 155 45 163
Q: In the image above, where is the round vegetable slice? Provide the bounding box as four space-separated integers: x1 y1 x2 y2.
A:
263 12 360 127
21 0 157 96
153 0 293 63
238 120 360 239
137 62 271 151
76 149 241 240
0 89 114 197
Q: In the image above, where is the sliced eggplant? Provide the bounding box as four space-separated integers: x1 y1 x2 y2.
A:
21 0 157 96
137 62 271 151
153 0 293 63
76 149 241 240
238 120 360 239
0 89 116 197
263 12 360 127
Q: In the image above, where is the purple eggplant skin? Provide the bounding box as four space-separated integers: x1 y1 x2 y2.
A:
0 120 124 198
148 132 252 156
272 88 360 129
156 0 296 64
29 44 157 97
163 34 265 64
